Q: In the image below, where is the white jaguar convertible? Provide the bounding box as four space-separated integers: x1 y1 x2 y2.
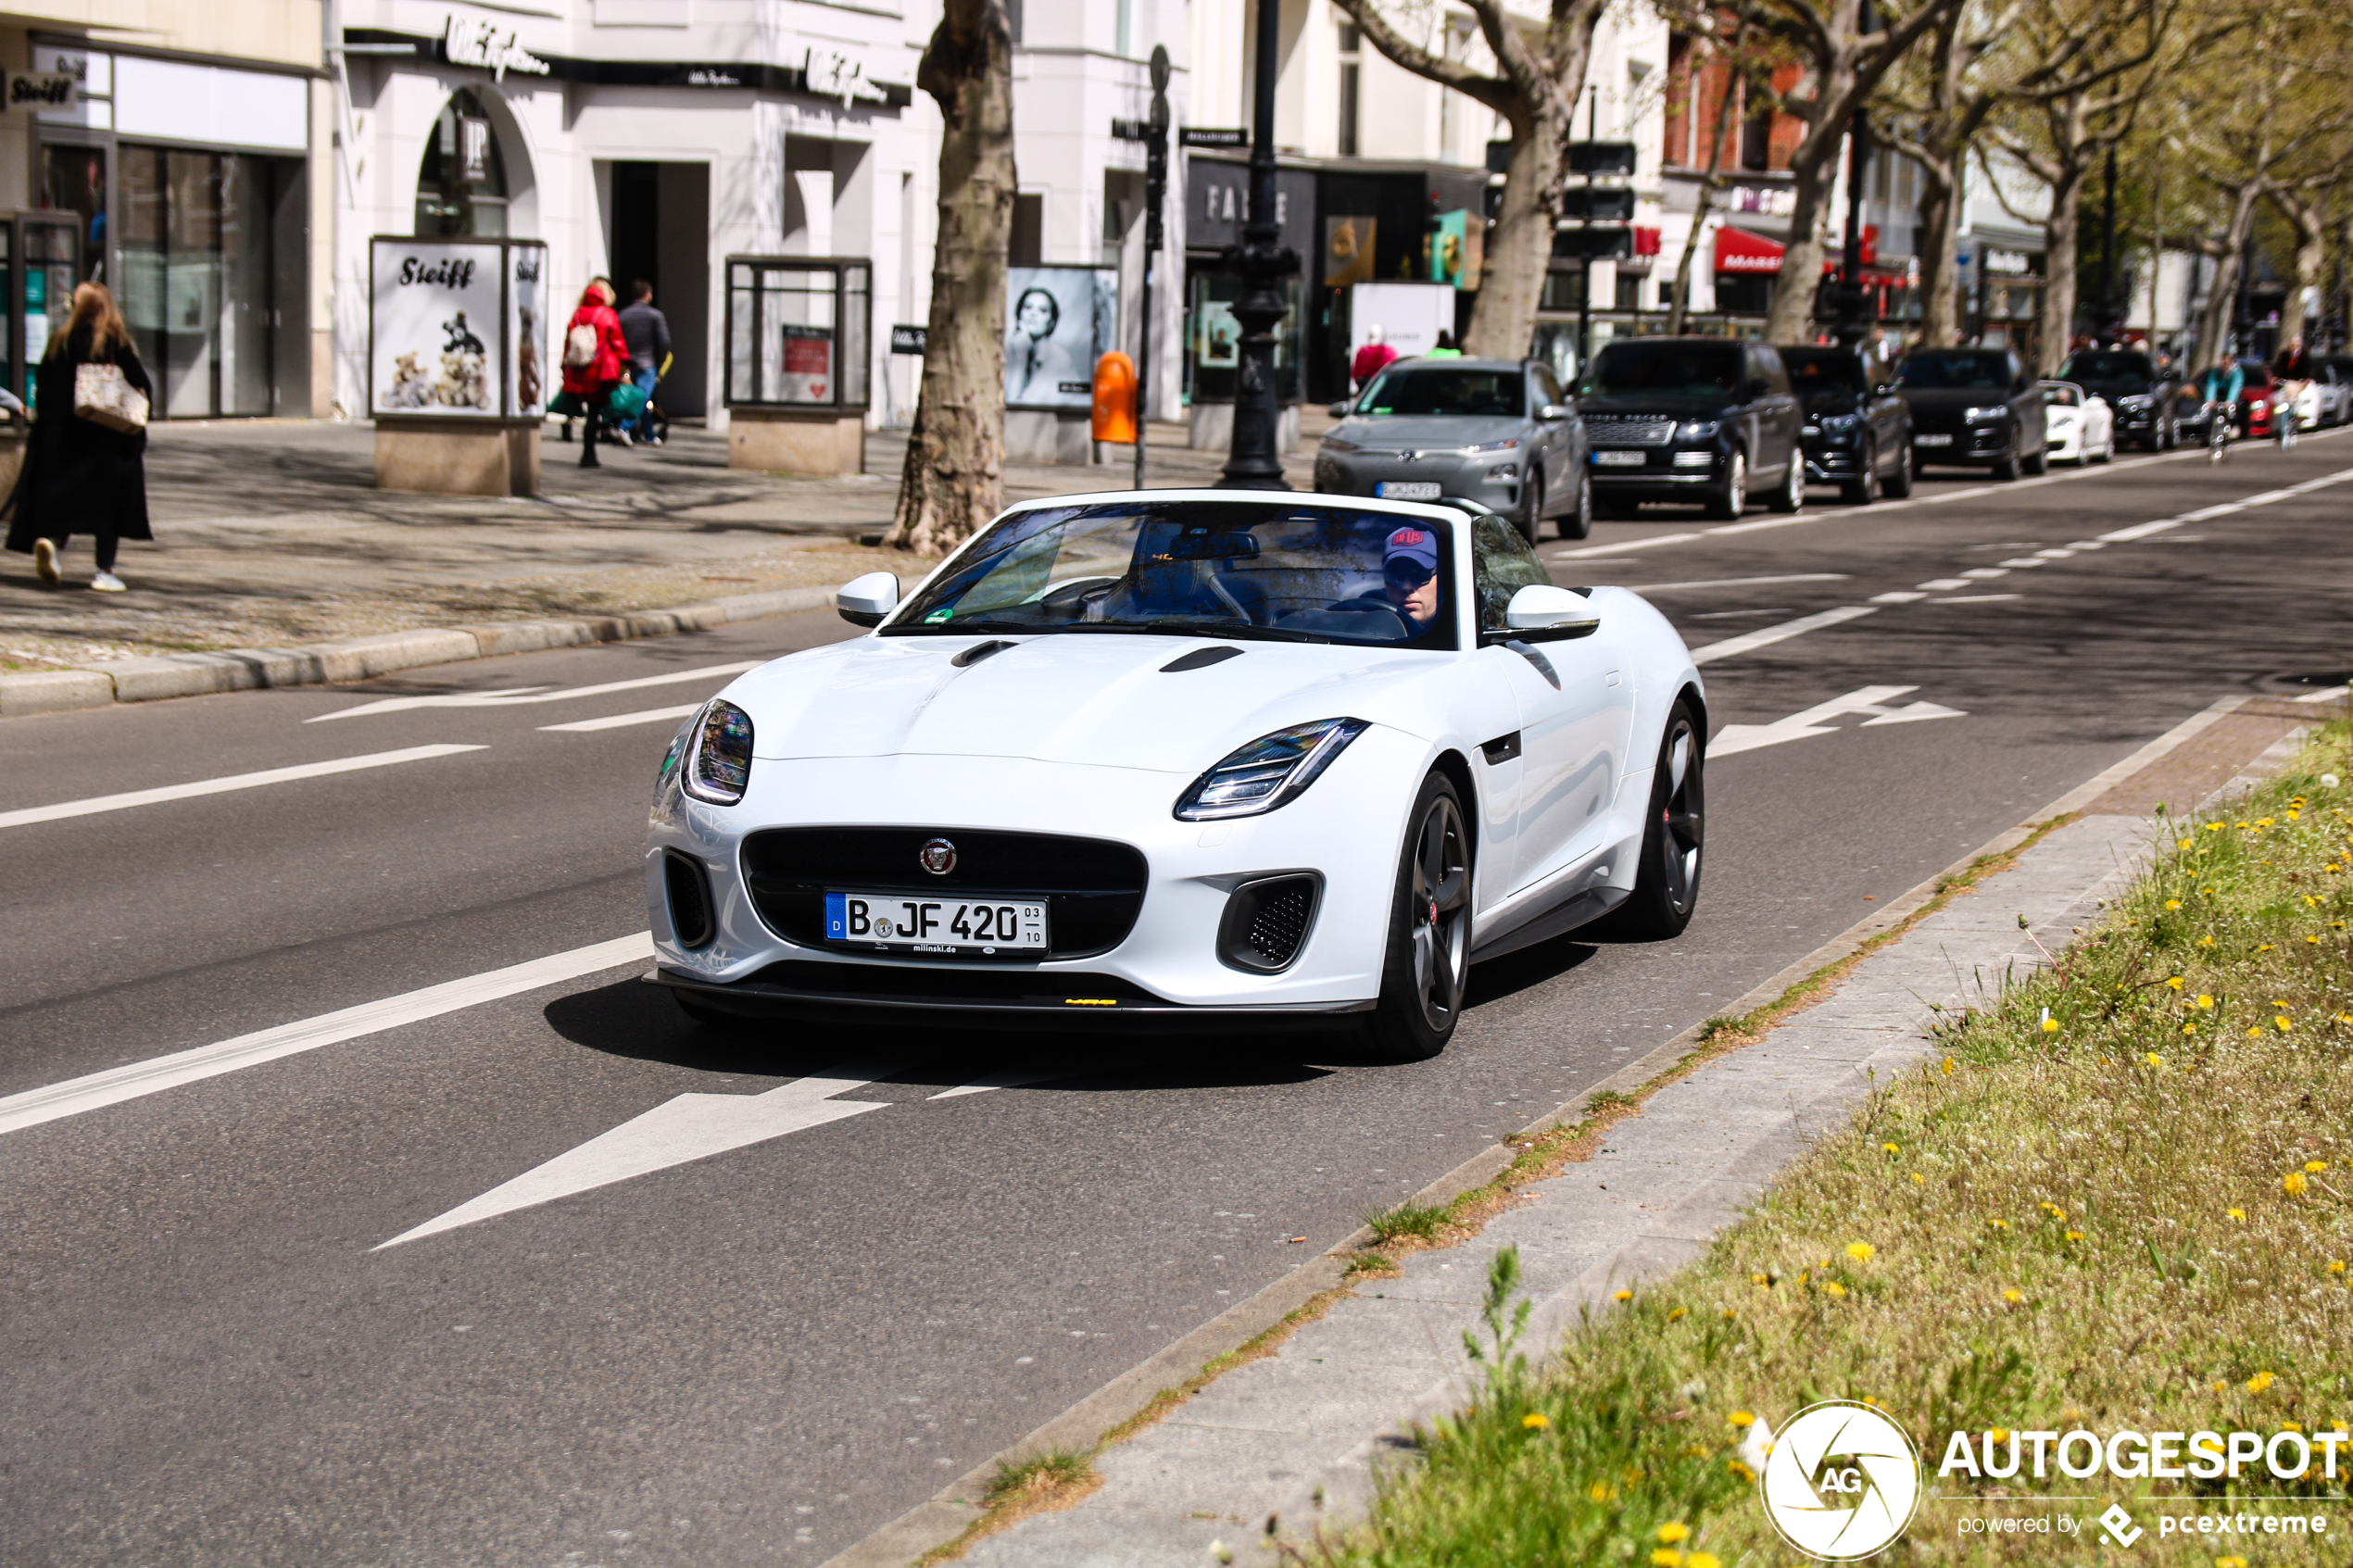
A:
647 491 1705 1060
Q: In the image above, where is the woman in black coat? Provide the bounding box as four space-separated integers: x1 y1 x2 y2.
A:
4 282 152 593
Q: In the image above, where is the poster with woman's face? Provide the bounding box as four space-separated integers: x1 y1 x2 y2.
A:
1005 267 1115 410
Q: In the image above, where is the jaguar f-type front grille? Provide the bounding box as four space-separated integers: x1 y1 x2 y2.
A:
740 827 1150 960
1581 415 1677 446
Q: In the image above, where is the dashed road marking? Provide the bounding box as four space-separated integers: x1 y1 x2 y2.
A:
0 744 487 832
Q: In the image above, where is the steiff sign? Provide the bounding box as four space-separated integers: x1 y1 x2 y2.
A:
5 73 76 111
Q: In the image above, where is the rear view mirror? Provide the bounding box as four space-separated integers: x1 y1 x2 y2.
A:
1490 584 1600 644
837 571 900 628
1328 399 1353 418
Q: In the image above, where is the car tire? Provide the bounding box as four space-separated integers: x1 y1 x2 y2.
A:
2093 431 2113 463
1707 449 1745 521
1766 453 1804 513
1991 436 2020 483
1517 467 1545 546
1592 698 1705 941
1364 771 1474 1063
1840 439 1878 506
1882 437 1914 497
2022 438 2047 476
1559 467 1593 540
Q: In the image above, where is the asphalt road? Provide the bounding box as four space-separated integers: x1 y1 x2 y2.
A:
4 433 2350 1567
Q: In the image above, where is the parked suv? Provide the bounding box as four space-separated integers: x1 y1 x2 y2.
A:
1576 337 1804 521
1780 345 1914 504
1894 348 2048 481
2056 347 2178 450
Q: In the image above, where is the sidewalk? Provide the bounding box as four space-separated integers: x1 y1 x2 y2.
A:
1 417 1319 674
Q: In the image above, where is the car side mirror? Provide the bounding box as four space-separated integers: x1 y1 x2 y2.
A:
1327 399 1353 418
1537 402 1572 421
1487 584 1600 644
837 571 900 628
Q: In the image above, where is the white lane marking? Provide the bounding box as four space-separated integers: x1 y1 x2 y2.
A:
2096 519 2179 542
539 703 701 734
2032 548 2077 558
1995 558 2046 568
2095 464 2353 545
1916 578 1969 590
0 933 655 1138
1869 591 1928 603
309 660 763 722
2295 684 2348 704
1554 532 1705 559
1629 572 1849 593
375 1064 901 1249
1929 593 2022 604
929 1070 1066 1100
2063 541 2107 549
1959 567 2009 579
1687 605 1877 665
1711 685 1966 758
0 744 487 833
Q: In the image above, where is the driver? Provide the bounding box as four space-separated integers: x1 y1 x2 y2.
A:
1381 526 1444 633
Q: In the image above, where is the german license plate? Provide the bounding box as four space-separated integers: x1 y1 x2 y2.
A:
824 892 1047 953
1914 433 1953 447
1593 450 1647 466
1375 481 1441 499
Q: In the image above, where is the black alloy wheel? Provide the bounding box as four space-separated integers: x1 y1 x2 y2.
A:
1365 772 1474 1062
1598 700 1705 940
1767 452 1805 513
1517 467 1546 546
1841 438 1880 505
1559 467 1594 540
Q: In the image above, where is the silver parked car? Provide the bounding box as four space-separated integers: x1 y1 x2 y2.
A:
1314 358 1592 542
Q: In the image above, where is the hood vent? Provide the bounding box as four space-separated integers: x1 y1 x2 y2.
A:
1161 646 1244 673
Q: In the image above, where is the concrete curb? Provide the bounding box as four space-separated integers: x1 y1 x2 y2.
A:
0 585 838 719
815 692 2272 1568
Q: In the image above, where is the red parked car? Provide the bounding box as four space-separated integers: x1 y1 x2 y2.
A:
2234 360 2282 437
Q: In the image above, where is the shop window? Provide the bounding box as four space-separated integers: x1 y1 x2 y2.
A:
415 89 510 237
1714 272 1772 315
41 146 107 281
119 144 280 418
724 257 871 408
1010 194 1043 268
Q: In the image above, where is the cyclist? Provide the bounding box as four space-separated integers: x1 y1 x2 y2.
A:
2197 359 2244 462
2273 335 2313 448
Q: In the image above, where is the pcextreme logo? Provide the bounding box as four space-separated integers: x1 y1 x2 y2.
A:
1760 1400 1924 1561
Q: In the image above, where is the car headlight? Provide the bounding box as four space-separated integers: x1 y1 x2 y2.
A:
2118 394 2152 409
1321 436 1360 452
1964 406 2008 421
1679 420 1720 441
1174 718 1370 821
1468 437 1520 453
681 698 755 805
1816 414 1859 435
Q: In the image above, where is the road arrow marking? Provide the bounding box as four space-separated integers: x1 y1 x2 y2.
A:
1709 686 1967 759
929 1070 1067 1100
310 661 762 721
375 1063 902 1249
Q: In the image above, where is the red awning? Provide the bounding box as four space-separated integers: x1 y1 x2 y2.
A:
1714 226 1783 274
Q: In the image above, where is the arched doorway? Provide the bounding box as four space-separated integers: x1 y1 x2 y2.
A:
415 89 511 236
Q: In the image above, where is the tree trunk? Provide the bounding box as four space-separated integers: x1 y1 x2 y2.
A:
2272 190 2326 347
1465 107 1564 358
1668 40 1746 336
1765 148 1839 343
1914 157 1962 345
886 0 1016 558
2034 158 2086 375
2193 184 2261 372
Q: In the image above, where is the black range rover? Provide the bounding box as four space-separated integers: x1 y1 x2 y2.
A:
1780 345 1915 504
1577 337 1805 520
1894 347 2048 481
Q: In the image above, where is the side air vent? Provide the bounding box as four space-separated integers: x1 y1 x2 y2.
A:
1216 872 1323 973
1162 646 1244 673
665 851 717 949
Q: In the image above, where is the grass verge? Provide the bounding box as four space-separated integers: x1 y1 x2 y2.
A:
1296 722 2353 1566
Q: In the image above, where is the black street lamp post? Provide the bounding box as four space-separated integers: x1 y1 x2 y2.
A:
2095 146 2121 345
1833 117 1872 349
1219 0 1297 489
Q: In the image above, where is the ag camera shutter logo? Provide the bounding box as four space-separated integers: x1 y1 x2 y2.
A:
1760 1400 1923 1560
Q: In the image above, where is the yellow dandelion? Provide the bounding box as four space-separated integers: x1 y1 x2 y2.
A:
1822 1281 1847 1298
2196 994 2215 1009
2168 976 2186 990
2218 1555 2248 1568
2066 1229 2084 1241
1990 1218 2008 1231
1589 1480 1614 1502
1687 1555 1720 1568
1941 1057 1956 1075
2166 899 2183 910
2330 1261 2347 1275
2278 1016 2295 1031
2227 1208 2246 1222
1727 1459 1755 1483
2183 1022 2198 1035
1650 1551 1682 1568
1753 1272 1769 1286
1881 1142 1900 1154
1912 1173 1926 1185
1847 1242 1876 1262
2258 944 2275 953
1730 1411 1756 1428
2284 1172 2309 1196
2146 1053 2165 1068
2002 1289 2022 1304
1722 1309 1736 1320
2199 935 2217 947
2177 837 2194 849
2308 1160 2329 1173
1614 1289 1633 1302
2207 822 2226 832
1667 1306 1688 1322
1523 1411 1551 1430
1656 1524 1691 1545
2042 1017 2061 1034
2247 1371 2275 1394
2310 935 2324 945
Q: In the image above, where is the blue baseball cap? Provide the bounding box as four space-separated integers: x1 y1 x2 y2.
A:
1384 526 1440 577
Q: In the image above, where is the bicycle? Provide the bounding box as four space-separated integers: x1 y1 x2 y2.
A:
2207 399 2234 464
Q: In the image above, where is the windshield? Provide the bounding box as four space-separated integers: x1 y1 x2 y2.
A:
1579 340 1742 397
1896 352 2012 390
1354 368 1523 418
887 501 1459 649
1781 350 1869 393
2042 383 2082 407
2058 351 2152 383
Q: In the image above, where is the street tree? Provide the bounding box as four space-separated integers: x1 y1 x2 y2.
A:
1662 15 1777 333
1331 0 1610 359
886 0 1016 557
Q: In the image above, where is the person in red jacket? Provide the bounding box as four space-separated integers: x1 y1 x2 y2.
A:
560 278 629 469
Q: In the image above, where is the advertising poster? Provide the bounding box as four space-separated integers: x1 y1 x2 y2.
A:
1322 216 1378 289
1428 210 1474 288
371 237 503 417
506 241 547 417
777 325 836 401
1004 266 1115 410
1195 301 1239 369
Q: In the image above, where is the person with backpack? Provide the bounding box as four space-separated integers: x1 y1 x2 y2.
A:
560 277 629 468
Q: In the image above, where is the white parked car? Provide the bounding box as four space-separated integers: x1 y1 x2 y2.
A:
2040 380 2115 464
645 493 1706 1060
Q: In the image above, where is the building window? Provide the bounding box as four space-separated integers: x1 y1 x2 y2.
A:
1740 99 1771 172
120 145 282 417
1337 23 1361 158
414 89 509 237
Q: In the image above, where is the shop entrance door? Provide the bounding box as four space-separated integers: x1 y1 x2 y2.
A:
609 161 711 419
119 145 305 418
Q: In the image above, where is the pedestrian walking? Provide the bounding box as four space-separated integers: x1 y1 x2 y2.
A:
560 277 629 469
4 282 151 593
616 280 672 445
1350 324 1397 393
1427 331 1463 358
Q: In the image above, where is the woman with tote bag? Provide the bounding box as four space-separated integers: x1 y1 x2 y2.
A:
4 282 153 592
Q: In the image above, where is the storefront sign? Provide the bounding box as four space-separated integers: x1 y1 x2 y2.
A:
803 49 887 107
889 324 927 355
1984 248 2032 275
443 18 550 82
371 237 507 418
1180 128 1249 148
458 117 493 185
1189 162 1315 258
6 73 77 111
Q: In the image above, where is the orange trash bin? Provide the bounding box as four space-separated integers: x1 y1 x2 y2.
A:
1092 352 1138 444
